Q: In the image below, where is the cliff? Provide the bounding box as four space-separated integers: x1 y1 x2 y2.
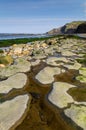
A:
46 21 86 35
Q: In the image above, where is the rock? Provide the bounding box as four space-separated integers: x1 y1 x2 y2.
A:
63 61 81 70
44 47 55 56
22 50 31 56
46 39 57 45
0 55 13 66
0 64 5 68
33 55 46 60
79 67 86 76
46 57 68 66
75 22 86 33
48 82 76 108
0 58 31 77
61 50 76 57
40 43 48 48
5 44 33 58
76 75 86 83
0 94 30 130
31 59 40 66
48 82 86 108
76 67 86 83
13 46 22 55
47 21 86 34
33 42 40 49
61 43 73 49
0 73 27 94
64 104 86 130
35 67 65 84
31 49 43 56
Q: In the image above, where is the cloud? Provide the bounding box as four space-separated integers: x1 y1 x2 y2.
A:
0 17 83 33
0 17 79 24
84 2 86 6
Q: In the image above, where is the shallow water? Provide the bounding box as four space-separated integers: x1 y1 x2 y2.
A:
0 60 86 130
14 63 86 130
0 34 48 40
0 35 86 130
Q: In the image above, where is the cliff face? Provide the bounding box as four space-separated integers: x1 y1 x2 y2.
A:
47 21 86 35
75 23 86 33
46 27 62 35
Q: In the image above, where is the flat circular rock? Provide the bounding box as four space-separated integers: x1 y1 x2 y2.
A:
48 82 76 108
31 59 40 66
76 67 86 83
61 50 76 57
63 62 81 70
48 82 86 108
76 75 86 83
79 67 86 76
35 67 65 84
46 57 68 66
64 104 86 130
0 58 31 77
0 94 30 130
0 73 27 94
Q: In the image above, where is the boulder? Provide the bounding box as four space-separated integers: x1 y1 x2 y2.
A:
46 39 57 45
13 47 22 54
0 64 5 68
12 44 25 55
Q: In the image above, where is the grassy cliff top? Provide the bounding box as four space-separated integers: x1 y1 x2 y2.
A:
65 21 85 30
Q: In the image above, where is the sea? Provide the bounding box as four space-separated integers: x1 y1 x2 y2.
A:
0 33 49 50
0 34 48 40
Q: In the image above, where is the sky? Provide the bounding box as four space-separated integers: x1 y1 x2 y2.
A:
0 0 86 33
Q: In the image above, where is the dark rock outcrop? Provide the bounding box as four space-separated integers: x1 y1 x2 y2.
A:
75 22 86 33
47 21 86 35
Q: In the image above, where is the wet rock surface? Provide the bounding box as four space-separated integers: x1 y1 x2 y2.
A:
76 67 86 83
35 66 65 84
48 82 76 108
0 58 31 78
0 94 30 130
64 104 86 130
0 73 27 94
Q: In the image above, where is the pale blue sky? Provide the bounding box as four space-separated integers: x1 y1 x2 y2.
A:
0 0 86 33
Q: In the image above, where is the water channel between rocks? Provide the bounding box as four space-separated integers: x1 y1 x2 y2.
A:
10 62 85 130
0 62 85 130
0 36 86 130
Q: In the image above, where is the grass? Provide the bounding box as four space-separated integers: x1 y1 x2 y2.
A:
0 55 13 65
0 34 81 47
66 21 85 29
0 49 4 53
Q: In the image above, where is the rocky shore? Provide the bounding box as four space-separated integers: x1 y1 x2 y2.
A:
0 35 86 130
